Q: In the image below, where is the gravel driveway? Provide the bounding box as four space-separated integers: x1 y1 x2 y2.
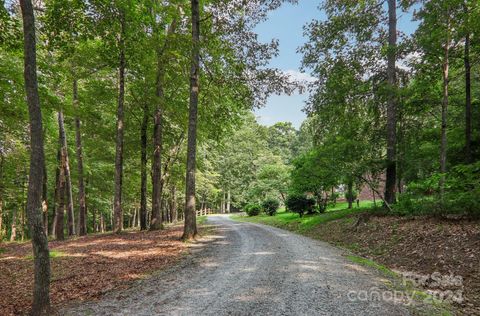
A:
63 215 411 315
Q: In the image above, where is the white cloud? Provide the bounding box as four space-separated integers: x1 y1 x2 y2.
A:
283 69 316 83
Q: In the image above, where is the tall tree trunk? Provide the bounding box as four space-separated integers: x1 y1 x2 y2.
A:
384 0 397 205
73 79 87 236
58 110 75 236
113 20 126 233
150 104 163 230
140 104 148 230
20 0 51 312
183 0 200 240
440 23 450 196
151 18 178 230
464 16 472 163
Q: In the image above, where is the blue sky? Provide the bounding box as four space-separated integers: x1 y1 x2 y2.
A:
253 1 419 129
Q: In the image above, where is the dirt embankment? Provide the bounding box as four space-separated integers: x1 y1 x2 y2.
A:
308 215 480 315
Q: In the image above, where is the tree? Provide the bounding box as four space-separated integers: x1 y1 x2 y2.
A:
183 0 200 240
384 0 398 205
19 0 51 312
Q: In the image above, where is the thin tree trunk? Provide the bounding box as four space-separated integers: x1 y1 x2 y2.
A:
384 0 397 205
132 207 137 228
20 0 51 311
183 0 200 240
100 213 105 233
10 208 17 241
73 79 87 236
171 185 177 222
113 18 126 233
58 110 75 236
347 179 353 209
464 15 472 163
151 102 163 230
42 159 48 236
140 104 148 230
51 148 60 236
55 152 66 241
226 189 231 213
220 189 226 214
440 24 450 196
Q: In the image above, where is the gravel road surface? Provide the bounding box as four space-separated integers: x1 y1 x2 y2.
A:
63 215 411 316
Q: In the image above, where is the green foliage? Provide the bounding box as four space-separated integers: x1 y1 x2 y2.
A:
262 198 279 216
285 194 315 217
394 162 480 217
245 204 262 217
345 190 358 202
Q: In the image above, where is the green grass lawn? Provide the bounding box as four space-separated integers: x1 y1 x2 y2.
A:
232 200 377 233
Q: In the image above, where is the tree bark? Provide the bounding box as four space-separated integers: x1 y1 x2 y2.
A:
384 0 397 205
20 0 51 312
113 18 126 233
183 0 200 240
58 110 75 236
73 79 87 236
140 104 148 230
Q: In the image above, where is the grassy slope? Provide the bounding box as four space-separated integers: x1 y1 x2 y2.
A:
232 201 376 232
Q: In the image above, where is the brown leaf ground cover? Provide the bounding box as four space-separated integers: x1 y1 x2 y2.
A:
0 225 188 315
308 215 480 315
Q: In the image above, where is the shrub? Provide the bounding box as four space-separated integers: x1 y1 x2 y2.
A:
262 198 280 216
245 204 262 216
393 162 480 217
285 194 315 217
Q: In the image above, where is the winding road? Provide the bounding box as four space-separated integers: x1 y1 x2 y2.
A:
64 215 411 315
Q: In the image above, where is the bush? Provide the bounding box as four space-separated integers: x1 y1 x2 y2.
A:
393 162 480 217
262 198 280 216
245 203 262 216
285 194 315 217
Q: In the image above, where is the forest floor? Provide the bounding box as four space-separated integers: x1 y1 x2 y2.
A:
234 208 480 315
0 221 206 315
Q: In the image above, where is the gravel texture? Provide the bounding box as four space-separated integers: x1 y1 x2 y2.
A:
63 215 411 315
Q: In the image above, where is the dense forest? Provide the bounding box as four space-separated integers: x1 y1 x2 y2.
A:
1 0 480 314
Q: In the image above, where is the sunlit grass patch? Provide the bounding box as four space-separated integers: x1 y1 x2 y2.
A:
25 250 66 260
